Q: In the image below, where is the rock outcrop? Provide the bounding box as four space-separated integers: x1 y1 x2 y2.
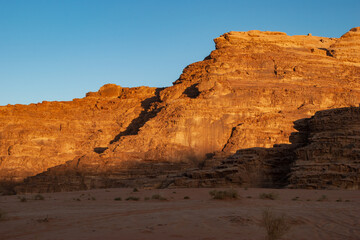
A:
0 85 159 181
1 27 360 192
288 107 360 189
168 107 360 190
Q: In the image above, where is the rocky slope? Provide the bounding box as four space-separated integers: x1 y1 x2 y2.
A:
1 27 360 191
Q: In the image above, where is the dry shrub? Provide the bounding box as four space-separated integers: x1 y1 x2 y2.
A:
126 196 139 201
151 194 167 200
317 195 328 202
0 209 6 221
262 209 290 240
34 194 45 200
209 189 239 200
259 192 279 200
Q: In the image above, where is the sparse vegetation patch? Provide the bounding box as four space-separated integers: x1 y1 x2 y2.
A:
151 194 167 201
259 192 279 200
209 189 239 200
262 209 290 240
34 194 45 200
126 196 140 201
317 195 328 202
0 209 6 221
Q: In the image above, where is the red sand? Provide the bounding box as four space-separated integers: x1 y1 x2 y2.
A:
0 188 359 240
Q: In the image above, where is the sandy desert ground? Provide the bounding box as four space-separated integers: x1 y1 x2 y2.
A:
0 188 359 240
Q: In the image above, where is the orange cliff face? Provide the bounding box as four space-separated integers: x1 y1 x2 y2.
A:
0 85 159 181
1 27 360 183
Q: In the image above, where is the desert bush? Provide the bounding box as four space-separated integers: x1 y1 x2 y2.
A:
209 189 238 200
126 196 139 201
133 188 139 192
20 197 27 202
36 216 49 223
151 194 167 201
183 196 190 199
317 195 328 202
0 209 6 221
34 194 45 200
114 197 122 201
262 209 290 240
259 192 279 200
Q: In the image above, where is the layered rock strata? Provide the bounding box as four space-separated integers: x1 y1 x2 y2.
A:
172 107 360 190
16 106 360 192
288 107 360 189
1 27 360 191
0 84 159 181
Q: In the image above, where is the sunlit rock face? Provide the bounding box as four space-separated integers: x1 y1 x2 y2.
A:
100 27 360 165
1 27 360 191
0 86 158 181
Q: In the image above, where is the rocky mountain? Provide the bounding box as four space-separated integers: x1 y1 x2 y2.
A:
1 27 360 192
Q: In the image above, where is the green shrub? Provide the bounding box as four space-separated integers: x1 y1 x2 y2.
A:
259 192 279 200
262 209 290 240
209 189 238 200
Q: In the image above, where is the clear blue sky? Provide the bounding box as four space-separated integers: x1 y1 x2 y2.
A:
1 0 359 105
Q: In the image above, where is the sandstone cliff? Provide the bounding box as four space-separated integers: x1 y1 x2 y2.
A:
0 84 159 181
1 27 360 191
15 106 360 192
288 107 360 189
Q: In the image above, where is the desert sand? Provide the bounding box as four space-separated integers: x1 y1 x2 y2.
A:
0 188 359 240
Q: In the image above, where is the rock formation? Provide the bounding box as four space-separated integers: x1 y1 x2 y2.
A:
169 107 360 190
1 27 360 192
15 106 360 192
0 84 159 181
288 107 360 189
